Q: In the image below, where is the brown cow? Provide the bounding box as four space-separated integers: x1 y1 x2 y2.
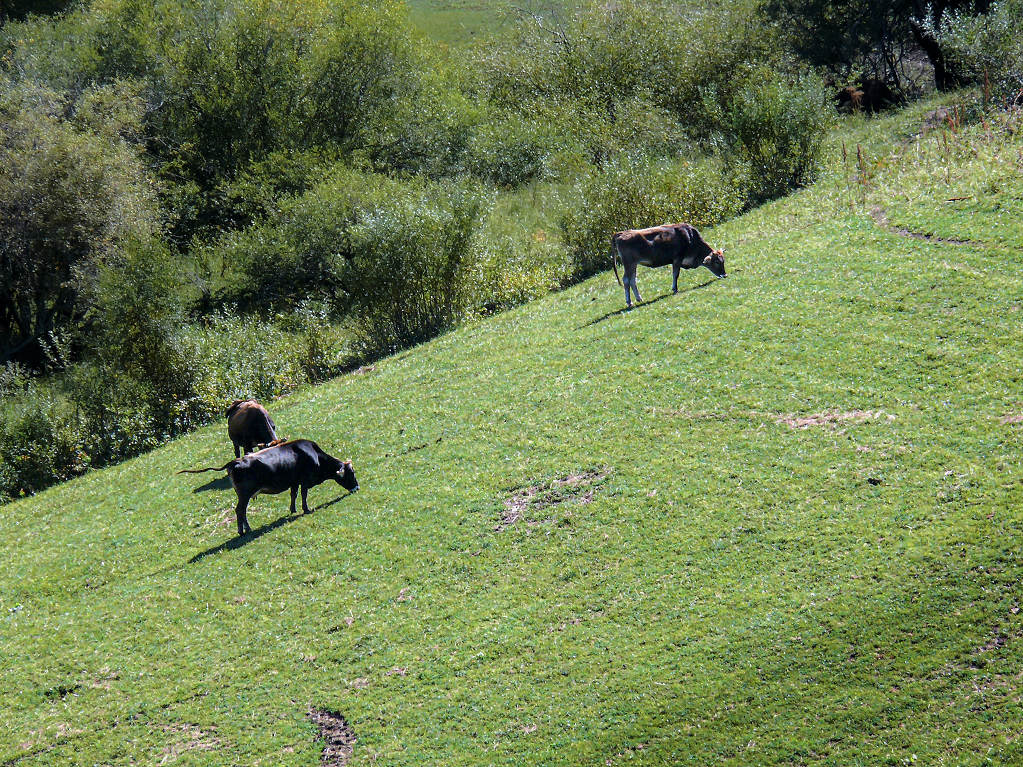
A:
611 223 725 308
226 399 278 458
835 79 899 114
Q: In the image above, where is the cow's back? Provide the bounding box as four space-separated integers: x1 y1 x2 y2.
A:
229 441 302 495
227 400 277 448
615 224 692 267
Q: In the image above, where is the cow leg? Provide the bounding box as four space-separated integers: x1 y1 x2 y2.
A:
629 265 643 304
623 273 633 307
672 263 681 294
235 494 253 536
301 486 310 514
234 442 240 459
289 485 298 516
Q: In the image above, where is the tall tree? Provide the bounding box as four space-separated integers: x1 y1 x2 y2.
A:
765 0 994 90
0 82 159 364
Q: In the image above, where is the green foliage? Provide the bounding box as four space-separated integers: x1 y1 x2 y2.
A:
930 0 1023 103
217 167 490 354
3 0 426 238
764 0 1001 91
0 386 87 500
715 68 835 203
0 79 158 363
483 0 776 135
87 238 194 427
560 156 746 278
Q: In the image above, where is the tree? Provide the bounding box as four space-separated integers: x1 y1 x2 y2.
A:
0 81 159 365
765 0 994 90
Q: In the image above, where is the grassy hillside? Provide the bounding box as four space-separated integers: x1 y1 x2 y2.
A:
2 97 1022 766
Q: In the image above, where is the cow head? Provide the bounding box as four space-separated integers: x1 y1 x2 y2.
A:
703 248 726 278
336 459 359 492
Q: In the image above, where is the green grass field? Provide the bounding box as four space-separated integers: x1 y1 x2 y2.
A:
2 97 1022 766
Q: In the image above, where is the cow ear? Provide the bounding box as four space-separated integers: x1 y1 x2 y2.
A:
703 254 712 264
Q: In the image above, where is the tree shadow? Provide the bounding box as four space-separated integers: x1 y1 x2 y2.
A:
577 279 717 330
191 475 232 493
186 492 353 564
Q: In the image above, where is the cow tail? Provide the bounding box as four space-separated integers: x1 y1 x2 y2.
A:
611 240 622 286
177 460 236 475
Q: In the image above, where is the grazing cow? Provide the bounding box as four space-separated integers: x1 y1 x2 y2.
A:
226 399 278 457
611 223 725 307
179 440 359 536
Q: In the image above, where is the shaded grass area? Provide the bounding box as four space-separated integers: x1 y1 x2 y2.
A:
1 98 1022 765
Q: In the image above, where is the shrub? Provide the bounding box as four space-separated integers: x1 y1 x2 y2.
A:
930 1 1023 106
466 110 559 188
560 157 746 279
2 0 428 239
0 79 159 365
87 238 196 431
0 385 88 500
344 180 489 356
713 68 834 204
217 167 490 355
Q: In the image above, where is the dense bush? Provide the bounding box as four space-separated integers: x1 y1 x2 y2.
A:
482 0 776 140
0 79 159 364
560 157 746 279
930 0 1023 105
2 0 426 239
711 68 834 204
215 167 490 352
0 384 88 500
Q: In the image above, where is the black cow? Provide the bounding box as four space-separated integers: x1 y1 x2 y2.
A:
179 439 358 536
611 223 726 307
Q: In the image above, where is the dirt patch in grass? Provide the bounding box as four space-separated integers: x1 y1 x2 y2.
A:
308 708 356 767
869 205 971 244
43 682 82 700
776 410 896 429
157 723 220 763
1000 413 1023 425
498 468 611 531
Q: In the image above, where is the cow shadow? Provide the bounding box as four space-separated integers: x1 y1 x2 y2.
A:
186 492 354 564
191 475 232 493
578 279 716 329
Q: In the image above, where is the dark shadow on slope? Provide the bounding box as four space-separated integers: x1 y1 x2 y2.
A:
187 513 302 563
578 279 717 329
312 493 353 512
191 475 232 493
187 492 355 564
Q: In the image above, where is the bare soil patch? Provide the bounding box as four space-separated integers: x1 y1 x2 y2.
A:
1000 413 1023 425
869 205 971 244
498 468 611 531
776 410 895 430
157 723 220 764
308 708 356 767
